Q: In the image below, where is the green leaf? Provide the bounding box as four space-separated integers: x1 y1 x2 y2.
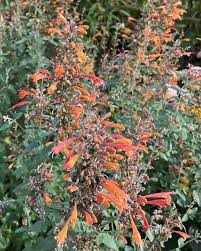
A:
178 237 185 248
96 233 118 250
160 152 168 161
146 230 154 242
0 123 11 131
193 190 201 207
28 220 48 233
181 128 188 140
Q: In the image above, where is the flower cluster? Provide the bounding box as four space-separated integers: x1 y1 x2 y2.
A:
11 2 190 250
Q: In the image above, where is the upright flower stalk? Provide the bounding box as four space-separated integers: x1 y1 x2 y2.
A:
12 2 190 249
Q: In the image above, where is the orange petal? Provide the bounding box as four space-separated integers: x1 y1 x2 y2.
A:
173 230 190 240
43 192 52 206
108 154 124 160
64 153 81 170
91 212 98 224
84 211 93 225
67 185 79 192
63 173 71 181
69 203 78 230
129 213 143 246
55 219 69 244
47 82 58 94
103 162 119 170
31 69 51 83
18 90 35 99
55 65 64 78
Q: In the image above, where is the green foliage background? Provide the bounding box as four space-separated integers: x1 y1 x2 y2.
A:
0 0 201 250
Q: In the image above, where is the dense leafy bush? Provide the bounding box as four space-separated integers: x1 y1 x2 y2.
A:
0 0 201 251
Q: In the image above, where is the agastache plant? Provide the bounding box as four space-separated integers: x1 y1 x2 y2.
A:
11 2 190 250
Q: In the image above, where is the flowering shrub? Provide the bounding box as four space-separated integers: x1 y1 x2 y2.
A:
7 2 194 250
1 0 201 251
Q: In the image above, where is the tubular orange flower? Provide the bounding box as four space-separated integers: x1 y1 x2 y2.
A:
10 101 32 109
102 121 125 131
18 90 35 99
91 212 98 224
55 219 69 244
103 162 119 170
139 192 176 208
84 210 98 225
80 94 97 103
104 142 135 151
64 153 81 170
138 206 149 232
100 180 128 204
63 173 71 181
108 154 124 160
67 185 79 192
96 192 110 207
69 203 78 230
48 27 62 36
42 192 52 206
55 203 78 244
47 82 58 94
81 73 105 87
55 65 64 78
74 44 87 65
113 138 133 145
74 85 90 96
103 193 124 211
129 213 143 246
31 69 51 83
51 137 79 155
173 230 190 240
76 25 89 35
84 211 94 225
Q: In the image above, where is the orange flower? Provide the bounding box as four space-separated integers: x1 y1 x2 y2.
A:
81 73 105 87
55 219 69 244
149 53 163 61
51 137 79 155
84 210 98 225
74 44 87 65
100 180 128 204
55 65 64 78
64 153 81 170
138 192 176 208
96 192 124 212
113 138 132 145
138 206 149 232
129 213 143 246
76 25 89 35
67 185 79 192
102 121 125 131
80 93 98 103
42 192 52 206
108 154 124 160
45 172 53 182
74 85 90 96
69 203 78 230
31 69 51 83
96 192 110 207
55 203 78 244
11 101 32 109
18 90 35 99
63 173 71 181
47 82 58 94
48 27 62 36
103 162 119 170
173 230 190 240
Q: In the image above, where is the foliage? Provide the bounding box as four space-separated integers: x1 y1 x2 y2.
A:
0 0 201 251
